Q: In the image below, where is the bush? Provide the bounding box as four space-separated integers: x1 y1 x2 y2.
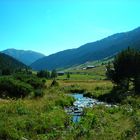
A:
1 68 11 75
106 48 140 93
26 78 44 89
37 70 50 79
0 77 33 98
51 79 59 87
34 89 44 98
14 73 46 89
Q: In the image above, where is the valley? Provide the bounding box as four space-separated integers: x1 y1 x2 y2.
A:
1 1 140 139
0 61 139 139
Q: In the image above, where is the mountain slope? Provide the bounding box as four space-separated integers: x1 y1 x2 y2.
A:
0 52 26 70
31 27 140 70
2 49 45 65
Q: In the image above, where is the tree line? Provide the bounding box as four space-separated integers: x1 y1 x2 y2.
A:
106 47 140 94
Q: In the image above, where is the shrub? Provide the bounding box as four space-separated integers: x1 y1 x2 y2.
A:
37 70 50 79
34 89 44 98
0 77 33 98
26 78 44 89
14 73 46 89
1 68 11 75
51 79 59 87
106 48 140 93
51 69 57 79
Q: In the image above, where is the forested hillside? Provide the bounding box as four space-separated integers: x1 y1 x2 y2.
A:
0 52 26 71
2 49 45 65
31 27 140 70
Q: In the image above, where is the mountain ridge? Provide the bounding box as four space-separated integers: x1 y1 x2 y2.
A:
31 26 140 70
0 52 26 71
2 48 45 65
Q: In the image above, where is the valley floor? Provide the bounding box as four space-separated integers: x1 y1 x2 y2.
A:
0 69 140 140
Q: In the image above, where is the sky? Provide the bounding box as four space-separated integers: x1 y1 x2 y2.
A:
0 0 140 56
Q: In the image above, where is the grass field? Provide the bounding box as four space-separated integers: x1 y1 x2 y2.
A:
58 65 106 80
0 65 140 140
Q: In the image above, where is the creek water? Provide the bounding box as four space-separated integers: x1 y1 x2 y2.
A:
65 93 114 123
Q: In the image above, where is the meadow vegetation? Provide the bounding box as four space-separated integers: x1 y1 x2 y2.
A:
0 49 140 139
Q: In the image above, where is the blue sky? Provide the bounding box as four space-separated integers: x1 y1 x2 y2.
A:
0 0 140 55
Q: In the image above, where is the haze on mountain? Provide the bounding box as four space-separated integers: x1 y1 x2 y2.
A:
2 49 45 66
31 27 140 70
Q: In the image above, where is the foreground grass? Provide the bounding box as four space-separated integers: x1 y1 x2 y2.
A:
0 65 140 140
0 79 140 140
0 87 74 140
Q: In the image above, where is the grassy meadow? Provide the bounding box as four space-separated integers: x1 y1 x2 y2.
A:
0 65 140 140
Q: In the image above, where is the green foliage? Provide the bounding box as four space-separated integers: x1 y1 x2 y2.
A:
51 79 59 87
0 77 33 98
98 86 128 103
134 75 140 93
37 70 50 79
1 68 12 75
31 27 140 70
34 89 44 98
0 50 140 140
67 72 70 79
0 52 26 74
0 78 139 139
0 71 46 98
107 48 140 93
0 88 73 140
14 73 45 89
54 94 74 107
2 48 45 65
51 69 57 79
26 78 44 89
62 84 86 93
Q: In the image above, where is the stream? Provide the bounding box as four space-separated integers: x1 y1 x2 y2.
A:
65 93 116 122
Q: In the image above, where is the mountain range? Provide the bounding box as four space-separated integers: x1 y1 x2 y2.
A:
0 52 26 71
2 49 45 65
31 27 140 70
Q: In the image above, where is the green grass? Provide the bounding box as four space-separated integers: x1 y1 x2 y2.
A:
58 65 106 80
0 65 140 139
0 87 74 140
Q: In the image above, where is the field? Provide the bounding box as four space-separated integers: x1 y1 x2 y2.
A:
0 66 140 140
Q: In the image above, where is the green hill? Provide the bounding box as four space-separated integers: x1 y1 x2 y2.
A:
2 49 45 65
31 27 140 70
0 52 26 71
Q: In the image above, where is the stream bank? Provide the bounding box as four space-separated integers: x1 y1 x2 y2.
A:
65 93 117 122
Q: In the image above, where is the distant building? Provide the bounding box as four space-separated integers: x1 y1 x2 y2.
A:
57 71 65 76
82 67 86 70
86 65 96 69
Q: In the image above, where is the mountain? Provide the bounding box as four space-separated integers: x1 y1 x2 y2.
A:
0 52 26 70
2 49 45 65
31 27 140 70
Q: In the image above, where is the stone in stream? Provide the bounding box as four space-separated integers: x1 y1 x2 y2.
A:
65 93 117 123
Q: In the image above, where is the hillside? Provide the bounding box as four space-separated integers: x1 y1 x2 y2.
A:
31 27 140 70
0 52 26 70
2 49 45 65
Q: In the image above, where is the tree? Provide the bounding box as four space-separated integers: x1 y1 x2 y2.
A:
0 77 33 98
2 68 11 75
0 70 2 76
51 69 57 79
37 70 50 79
106 48 140 93
51 79 59 87
67 72 70 79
